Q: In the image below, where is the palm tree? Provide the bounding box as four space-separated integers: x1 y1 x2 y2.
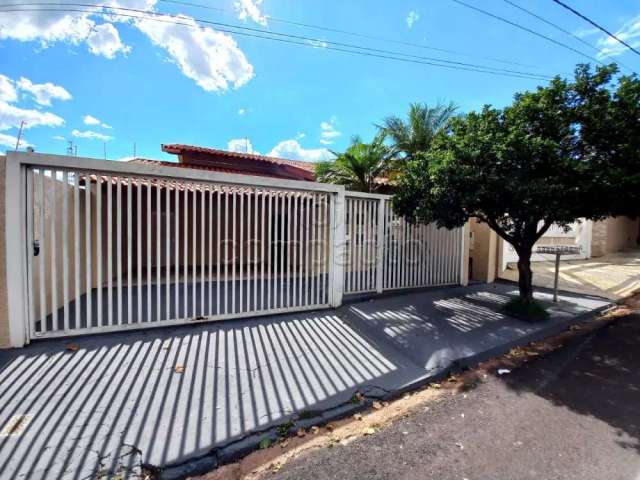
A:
315 133 392 192
379 102 457 158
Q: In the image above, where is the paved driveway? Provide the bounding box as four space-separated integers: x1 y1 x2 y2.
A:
0 284 608 479
500 248 640 300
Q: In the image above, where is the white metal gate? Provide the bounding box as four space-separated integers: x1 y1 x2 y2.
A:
344 193 464 295
6 152 467 344
25 159 335 338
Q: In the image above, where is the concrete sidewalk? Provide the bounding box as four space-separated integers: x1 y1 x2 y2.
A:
500 248 640 300
0 284 609 479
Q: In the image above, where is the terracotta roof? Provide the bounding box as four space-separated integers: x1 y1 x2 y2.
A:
128 158 290 179
161 143 316 174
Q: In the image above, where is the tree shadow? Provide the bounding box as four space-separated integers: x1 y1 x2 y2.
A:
499 313 640 454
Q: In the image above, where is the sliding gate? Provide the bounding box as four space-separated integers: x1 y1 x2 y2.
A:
24 158 336 338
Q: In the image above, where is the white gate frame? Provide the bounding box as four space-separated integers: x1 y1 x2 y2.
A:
5 152 468 347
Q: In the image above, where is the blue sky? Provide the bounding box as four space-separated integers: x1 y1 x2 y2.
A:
1 0 640 162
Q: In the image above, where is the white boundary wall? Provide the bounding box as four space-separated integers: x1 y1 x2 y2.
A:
501 220 593 271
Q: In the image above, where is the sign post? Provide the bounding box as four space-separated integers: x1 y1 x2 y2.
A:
536 245 582 302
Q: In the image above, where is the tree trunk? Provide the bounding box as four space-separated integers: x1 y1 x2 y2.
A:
516 248 534 302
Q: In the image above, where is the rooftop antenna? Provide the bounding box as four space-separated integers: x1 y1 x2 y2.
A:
14 120 25 151
103 142 107 160
66 140 74 156
133 142 137 158
245 137 249 153
74 145 78 157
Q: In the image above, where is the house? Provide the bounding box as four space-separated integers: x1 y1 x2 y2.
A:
151 144 317 181
0 147 468 347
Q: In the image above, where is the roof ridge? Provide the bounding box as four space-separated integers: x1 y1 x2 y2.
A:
161 143 315 172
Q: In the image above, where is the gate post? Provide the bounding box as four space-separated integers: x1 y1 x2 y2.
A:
375 198 386 293
4 153 28 347
329 188 346 307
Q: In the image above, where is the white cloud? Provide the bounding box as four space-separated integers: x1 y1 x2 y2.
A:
0 101 65 130
406 11 420 28
52 135 66 140
320 116 341 145
71 129 114 141
0 74 67 133
238 108 246 115
16 77 72 106
0 7 95 46
136 14 254 92
235 0 267 26
0 75 17 103
227 137 257 153
83 115 100 125
268 139 334 163
0 132 31 149
83 114 112 128
595 15 640 59
573 27 600 38
0 4 255 92
87 23 132 59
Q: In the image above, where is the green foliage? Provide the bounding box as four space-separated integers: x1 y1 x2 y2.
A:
379 102 458 159
315 133 392 192
259 437 272 450
394 64 640 300
502 297 549 322
276 419 295 438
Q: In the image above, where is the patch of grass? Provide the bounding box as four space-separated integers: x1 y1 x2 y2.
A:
502 297 550 322
350 392 364 404
259 437 272 450
276 420 295 438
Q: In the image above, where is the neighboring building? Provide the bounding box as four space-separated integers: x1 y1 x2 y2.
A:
590 216 640 257
469 217 640 282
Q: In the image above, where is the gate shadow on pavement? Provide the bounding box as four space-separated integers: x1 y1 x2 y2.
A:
0 283 610 479
0 310 421 479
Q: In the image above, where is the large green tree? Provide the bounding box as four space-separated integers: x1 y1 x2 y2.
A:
379 102 457 158
394 65 640 304
315 133 392 192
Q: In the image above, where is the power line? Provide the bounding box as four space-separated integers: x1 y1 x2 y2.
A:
551 0 640 58
159 0 541 70
0 2 553 79
450 0 605 66
0 4 556 81
501 0 634 72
